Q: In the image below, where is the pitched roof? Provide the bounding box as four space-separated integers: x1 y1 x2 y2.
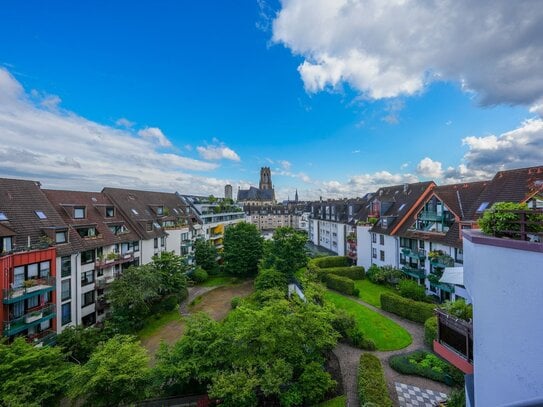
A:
102 187 188 240
43 189 141 253
0 178 71 255
237 186 274 202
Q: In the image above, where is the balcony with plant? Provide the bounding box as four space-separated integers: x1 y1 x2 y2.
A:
479 202 543 242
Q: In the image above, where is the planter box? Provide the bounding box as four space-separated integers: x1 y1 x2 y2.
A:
25 312 43 323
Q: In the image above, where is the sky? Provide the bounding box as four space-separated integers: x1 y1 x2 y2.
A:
0 0 542 201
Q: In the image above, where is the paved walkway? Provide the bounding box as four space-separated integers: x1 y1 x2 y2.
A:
332 293 450 407
179 285 217 316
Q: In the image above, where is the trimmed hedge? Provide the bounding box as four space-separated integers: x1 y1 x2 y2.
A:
389 350 464 386
324 274 359 296
380 292 436 323
424 316 438 347
358 354 393 407
320 266 365 281
311 256 351 269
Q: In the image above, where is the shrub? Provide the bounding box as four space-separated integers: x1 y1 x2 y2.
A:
441 299 472 321
399 279 427 302
320 266 365 281
446 388 466 407
231 296 241 309
153 294 178 313
479 201 543 238
366 264 403 285
380 292 436 323
347 329 376 351
192 267 208 283
254 268 288 292
311 256 351 269
332 310 375 350
358 354 393 407
389 350 464 386
324 274 356 296
424 316 438 347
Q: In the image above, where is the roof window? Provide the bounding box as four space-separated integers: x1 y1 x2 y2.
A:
476 202 489 212
35 211 47 219
131 208 139 215
74 207 86 219
0 212 8 221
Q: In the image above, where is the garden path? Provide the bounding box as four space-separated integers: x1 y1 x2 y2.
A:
332 294 450 407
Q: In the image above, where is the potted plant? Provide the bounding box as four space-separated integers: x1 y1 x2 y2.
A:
97 253 105 263
25 310 43 323
106 252 118 262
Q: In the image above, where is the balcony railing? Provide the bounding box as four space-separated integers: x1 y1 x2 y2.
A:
418 210 441 221
95 253 135 269
2 276 56 304
401 248 426 260
481 208 543 242
401 266 426 279
3 304 56 336
434 308 473 374
27 329 56 347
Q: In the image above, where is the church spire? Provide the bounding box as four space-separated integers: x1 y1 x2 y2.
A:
295 189 299 202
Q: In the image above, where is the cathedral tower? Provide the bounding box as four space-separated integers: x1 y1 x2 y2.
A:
259 167 273 190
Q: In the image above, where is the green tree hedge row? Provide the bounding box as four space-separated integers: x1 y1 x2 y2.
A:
358 353 393 407
319 266 365 281
380 292 436 323
424 316 438 347
310 256 351 269
324 274 359 296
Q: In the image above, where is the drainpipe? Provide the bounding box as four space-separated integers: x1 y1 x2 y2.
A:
75 252 80 326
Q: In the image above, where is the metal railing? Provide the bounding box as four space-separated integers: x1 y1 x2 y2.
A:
482 208 543 241
2 276 56 301
3 304 56 335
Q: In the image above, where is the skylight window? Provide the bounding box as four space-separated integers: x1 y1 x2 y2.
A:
477 202 489 212
35 211 47 219
0 212 7 221
131 208 139 215
153 222 161 229
398 204 406 212
74 207 86 219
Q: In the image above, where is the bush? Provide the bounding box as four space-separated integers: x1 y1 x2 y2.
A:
332 310 375 350
320 266 365 281
192 267 208 283
324 274 357 296
358 354 393 407
150 294 178 313
399 279 427 301
388 350 464 386
479 201 543 238
441 299 472 321
347 329 376 351
447 388 466 407
366 264 403 285
380 292 436 323
424 316 438 347
311 256 351 269
254 268 288 291
231 296 241 309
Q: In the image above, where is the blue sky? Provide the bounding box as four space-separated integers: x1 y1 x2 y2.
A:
0 0 542 200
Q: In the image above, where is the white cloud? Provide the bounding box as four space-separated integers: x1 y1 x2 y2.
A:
0 68 226 195
196 142 240 161
116 117 135 128
530 101 543 117
445 120 453 126
273 0 543 105
417 157 443 179
279 160 292 170
137 127 172 148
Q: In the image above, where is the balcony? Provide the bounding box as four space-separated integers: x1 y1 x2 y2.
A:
210 233 223 240
95 253 135 270
433 308 473 374
96 297 108 311
2 276 56 304
419 210 441 221
401 266 426 279
2 304 56 336
401 248 426 261
27 329 56 347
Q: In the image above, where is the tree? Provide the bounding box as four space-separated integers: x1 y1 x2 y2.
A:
254 267 288 292
194 238 219 274
263 227 308 276
223 222 264 276
151 251 188 298
0 337 73 406
69 335 151 406
56 325 111 364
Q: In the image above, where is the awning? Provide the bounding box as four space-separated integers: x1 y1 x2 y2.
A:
440 267 464 286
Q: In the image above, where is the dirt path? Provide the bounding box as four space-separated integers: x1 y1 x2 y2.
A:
332 294 451 407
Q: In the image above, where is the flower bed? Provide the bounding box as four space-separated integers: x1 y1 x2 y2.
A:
389 350 464 385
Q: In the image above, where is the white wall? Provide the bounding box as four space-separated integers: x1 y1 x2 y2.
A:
356 226 372 270
464 232 543 406
371 233 399 268
140 239 159 265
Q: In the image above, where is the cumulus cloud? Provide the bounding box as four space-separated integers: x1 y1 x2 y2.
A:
0 68 226 195
273 0 543 105
138 127 172 148
196 142 241 161
417 157 443 179
116 117 135 128
279 160 292 170
530 101 543 117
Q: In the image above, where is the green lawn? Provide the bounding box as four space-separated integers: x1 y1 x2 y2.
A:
354 279 397 308
325 291 412 351
199 275 239 287
137 309 183 340
314 395 346 407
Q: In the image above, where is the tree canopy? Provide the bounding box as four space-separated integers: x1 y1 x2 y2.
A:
262 227 308 276
194 238 219 274
223 222 264 276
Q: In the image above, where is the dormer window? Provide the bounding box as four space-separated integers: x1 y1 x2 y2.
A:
77 227 97 238
153 222 161 229
109 224 128 235
35 210 47 219
156 206 164 216
55 230 67 243
74 207 86 219
106 206 115 217
1 236 12 252
0 212 7 221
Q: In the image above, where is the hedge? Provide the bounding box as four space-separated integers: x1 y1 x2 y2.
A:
388 350 464 386
324 274 359 296
380 292 436 323
358 353 393 407
320 266 365 281
424 316 438 347
311 256 351 269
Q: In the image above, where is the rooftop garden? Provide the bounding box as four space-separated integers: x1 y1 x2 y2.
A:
479 202 543 241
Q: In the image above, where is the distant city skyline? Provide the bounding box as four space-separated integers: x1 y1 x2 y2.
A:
0 1 542 201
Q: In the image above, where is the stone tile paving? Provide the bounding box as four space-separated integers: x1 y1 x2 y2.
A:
395 382 447 407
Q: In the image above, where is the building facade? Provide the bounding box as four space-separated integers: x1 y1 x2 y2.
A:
237 167 276 205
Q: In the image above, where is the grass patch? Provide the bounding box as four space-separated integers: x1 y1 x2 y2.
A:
354 279 397 308
189 295 203 306
137 309 183 340
314 395 345 407
200 275 238 287
325 291 412 351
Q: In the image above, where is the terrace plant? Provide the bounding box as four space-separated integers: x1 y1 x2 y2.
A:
479 202 543 239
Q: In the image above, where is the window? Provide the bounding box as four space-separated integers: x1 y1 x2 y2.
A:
380 235 385 245
61 303 72 325
131 208 139 215
82 291 94 307
35 211 47 219
74 207 86 219
0 212 7 220
105 206 115 217
154 238 158 249
27 263 38 279
161 237 165 247
380 250 385 261
134 241 140 252
55 231 67 243
81 270 94 286
109 224 128 235
455 248 464 264
14 266 25 288
77 227 97 238
81 250 95 264
27 295 39 309
372 233 377 243
40 261 50 277
153 222 161 229
398 204 406 212
372 248 377 259
419 240 425 249
476 202 489 213
1 236 12 252
61 279 71 301
13 301 24 318
61 256 71 278
156 206 164 215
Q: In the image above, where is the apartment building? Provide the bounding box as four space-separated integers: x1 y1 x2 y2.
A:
43 190 141 329
0 178 65 346
244 205 297 231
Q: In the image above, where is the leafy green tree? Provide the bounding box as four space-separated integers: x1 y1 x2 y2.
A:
254 267 288 291
398 279 427 301
69 335 151 406
194 238 219 274
151 251 188 297
479 201 543 238
56 325 111 364
0 337 73 406
223 222 264 276
262 227 308 276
